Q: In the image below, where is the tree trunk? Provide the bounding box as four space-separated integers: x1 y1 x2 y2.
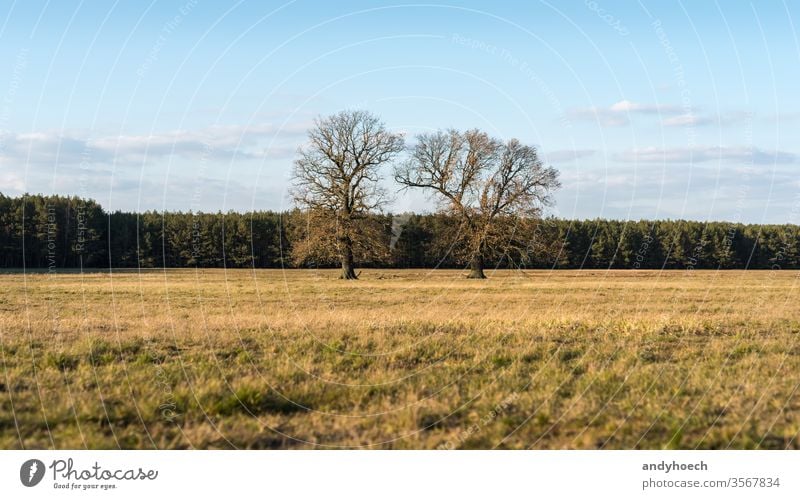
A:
467 253 486 279
340 244 357 280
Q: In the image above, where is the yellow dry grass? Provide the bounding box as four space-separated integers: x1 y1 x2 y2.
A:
1 268 799 449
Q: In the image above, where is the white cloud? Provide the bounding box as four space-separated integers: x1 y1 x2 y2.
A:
567 100 684 127
766 111 800 123
662 111 754 127
0 122 308 167
564 170 633 189
608 100 679 114
661 113 714 127
0 170 25 193
615 146 797 164
544 149 596 162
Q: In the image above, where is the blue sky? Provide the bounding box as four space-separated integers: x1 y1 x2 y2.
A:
0 0 798 222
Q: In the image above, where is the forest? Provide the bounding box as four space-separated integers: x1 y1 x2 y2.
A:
2 192 799 270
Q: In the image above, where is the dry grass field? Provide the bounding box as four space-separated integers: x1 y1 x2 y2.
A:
1 268 799 449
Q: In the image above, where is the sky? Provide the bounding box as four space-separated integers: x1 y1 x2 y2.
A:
0 0 799 223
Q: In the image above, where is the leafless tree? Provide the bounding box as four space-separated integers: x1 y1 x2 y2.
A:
291 110 404 279
395 129 560 278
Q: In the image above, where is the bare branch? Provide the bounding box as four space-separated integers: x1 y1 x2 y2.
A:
290 110 404 278
396 129 560 278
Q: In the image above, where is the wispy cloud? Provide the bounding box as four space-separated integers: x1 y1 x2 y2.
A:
661 113 714 127
607 100 680 114
567 100 684 127
0 171 25 191
764 111 800 123
661 111 753 127
0 122 308 166
615 146 797 164
544 149 596 162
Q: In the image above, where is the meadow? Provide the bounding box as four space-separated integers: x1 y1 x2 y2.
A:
1 268 798 449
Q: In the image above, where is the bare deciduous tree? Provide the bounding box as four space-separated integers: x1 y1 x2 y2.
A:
395 129 560 278
291 110 404 279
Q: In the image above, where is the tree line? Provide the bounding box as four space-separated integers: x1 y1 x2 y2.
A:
5 110 798 275
3 191 799 271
